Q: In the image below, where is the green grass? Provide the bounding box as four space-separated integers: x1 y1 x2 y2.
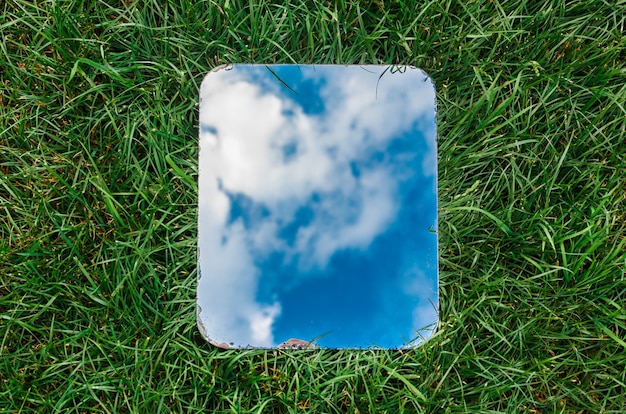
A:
1 0 625 412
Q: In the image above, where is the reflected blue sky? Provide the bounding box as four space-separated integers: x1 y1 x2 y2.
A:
198 65 438 348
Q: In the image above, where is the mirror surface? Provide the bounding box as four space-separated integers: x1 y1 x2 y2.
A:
197 64 438 349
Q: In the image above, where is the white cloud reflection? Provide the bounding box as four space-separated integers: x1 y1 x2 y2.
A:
198 66 436 347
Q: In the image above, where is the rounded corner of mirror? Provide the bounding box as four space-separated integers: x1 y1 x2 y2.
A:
196 314 231 350
210 63 232 73
407 320 440 350
201 64 233 84
407 66 437 90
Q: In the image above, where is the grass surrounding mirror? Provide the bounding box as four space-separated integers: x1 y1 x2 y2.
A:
0 1 624 412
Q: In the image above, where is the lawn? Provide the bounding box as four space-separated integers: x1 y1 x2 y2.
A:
1 0 625 412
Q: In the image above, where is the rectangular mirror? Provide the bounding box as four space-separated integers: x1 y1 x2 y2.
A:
197 64 438 349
